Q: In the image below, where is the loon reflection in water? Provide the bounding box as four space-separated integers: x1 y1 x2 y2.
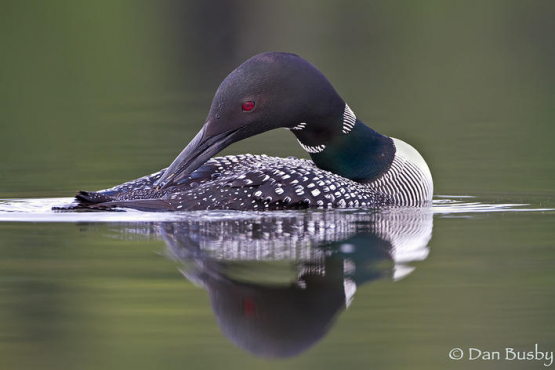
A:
136 208 433 358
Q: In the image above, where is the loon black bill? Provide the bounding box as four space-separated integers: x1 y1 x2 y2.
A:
154 126 241 190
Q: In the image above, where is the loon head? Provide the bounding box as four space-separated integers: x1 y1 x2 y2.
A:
155 52 350 189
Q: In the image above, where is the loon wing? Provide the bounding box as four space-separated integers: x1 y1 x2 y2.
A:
60 160 222 211
150 156 390 211
59 155 390 212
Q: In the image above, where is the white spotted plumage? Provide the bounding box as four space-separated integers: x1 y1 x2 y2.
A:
84 141 433 210
99 154 393 210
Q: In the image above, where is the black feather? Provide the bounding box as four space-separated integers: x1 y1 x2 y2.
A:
68 155 392 211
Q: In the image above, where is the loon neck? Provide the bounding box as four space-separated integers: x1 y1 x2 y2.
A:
309 120 395 183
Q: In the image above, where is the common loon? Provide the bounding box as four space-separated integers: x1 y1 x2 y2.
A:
70 52 433 211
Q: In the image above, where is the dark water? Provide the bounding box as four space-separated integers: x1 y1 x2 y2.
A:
1 1 555 369
0 199 553 370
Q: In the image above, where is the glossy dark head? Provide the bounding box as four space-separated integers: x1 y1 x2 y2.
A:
155 52 346 189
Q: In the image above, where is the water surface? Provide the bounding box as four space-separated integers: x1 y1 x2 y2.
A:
0 197 553 369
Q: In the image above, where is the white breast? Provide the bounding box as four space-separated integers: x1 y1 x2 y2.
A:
367 138 434 206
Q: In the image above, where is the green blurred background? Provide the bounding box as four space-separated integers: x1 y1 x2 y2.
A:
1 1 555 370
1 0 553 199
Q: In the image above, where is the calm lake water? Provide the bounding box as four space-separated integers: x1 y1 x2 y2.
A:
0 198 553 370
1 2 555 369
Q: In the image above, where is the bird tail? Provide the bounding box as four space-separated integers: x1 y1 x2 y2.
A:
75 190 115 204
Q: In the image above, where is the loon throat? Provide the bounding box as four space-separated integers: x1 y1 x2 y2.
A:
310 121 395 183
294 103 433 205
293 102 396 185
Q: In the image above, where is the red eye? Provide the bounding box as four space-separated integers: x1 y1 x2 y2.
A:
242 101 255 112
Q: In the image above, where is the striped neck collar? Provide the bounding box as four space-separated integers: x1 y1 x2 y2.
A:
291 103 358 154
309 118 396 183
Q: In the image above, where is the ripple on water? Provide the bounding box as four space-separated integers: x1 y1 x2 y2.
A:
0 196 552 223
